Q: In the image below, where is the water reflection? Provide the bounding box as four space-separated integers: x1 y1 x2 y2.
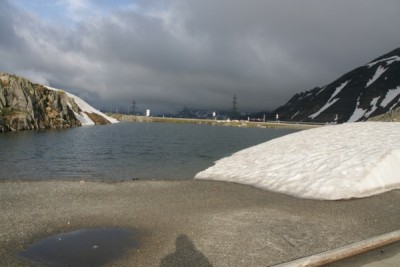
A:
18 228 138 267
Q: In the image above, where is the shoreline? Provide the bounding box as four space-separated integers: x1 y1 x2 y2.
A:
108 114 322 130
1 179 399 266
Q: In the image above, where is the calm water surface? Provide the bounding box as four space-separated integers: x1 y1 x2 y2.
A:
0 122 297 180
19 228 138 266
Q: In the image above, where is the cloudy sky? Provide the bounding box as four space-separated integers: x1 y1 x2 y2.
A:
1 0 399 114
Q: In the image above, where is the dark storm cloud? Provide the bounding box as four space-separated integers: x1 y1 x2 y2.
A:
1 0 400 113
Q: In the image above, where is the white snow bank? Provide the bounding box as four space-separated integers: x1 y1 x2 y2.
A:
195 122 400 200
45 86 118 125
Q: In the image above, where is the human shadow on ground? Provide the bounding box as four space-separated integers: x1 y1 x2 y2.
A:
160 234 213 267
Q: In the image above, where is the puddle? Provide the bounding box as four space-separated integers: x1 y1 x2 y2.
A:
18 228 139 266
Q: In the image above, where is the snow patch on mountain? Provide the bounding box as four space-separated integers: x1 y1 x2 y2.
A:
366 66 387 87
367 55 400 68
315 86 326 96
309 80 350 119
364 96 380 117
348 96 380 122
46 86 118 125
195 122 400 200
331 80 350 99
381 86 400 108
309 99 339 120
291 111 299 120
348 97 366 122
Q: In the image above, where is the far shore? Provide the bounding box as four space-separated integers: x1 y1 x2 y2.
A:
1 179 399 266
108 113 322 130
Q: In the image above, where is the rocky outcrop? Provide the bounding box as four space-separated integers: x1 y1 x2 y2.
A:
271 47 400 123
368 106 400 122
0 72 118 132
0 73 82 132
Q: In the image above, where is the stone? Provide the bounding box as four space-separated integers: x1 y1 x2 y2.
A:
0 73 82 132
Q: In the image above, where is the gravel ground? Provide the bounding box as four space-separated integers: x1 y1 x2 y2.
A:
1 179 399 266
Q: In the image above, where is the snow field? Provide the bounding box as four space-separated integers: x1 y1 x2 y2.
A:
195 122 400 200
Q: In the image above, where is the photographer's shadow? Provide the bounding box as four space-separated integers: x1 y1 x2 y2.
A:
160 234 213 267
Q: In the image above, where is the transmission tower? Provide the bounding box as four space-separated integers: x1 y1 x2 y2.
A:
231 94 238 119
131 99 136 115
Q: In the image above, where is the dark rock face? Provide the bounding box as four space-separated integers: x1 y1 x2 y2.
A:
0 73 81 132
271 47 400 123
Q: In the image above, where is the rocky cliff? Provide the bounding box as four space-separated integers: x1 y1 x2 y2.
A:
0 73 115 132
271 47 400 123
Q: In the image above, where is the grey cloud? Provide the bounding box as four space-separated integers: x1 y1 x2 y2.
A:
1 0 400 114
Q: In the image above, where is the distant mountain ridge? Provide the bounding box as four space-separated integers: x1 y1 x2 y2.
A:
272 47 400 123
0 73 117 132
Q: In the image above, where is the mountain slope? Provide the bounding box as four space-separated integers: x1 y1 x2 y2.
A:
272 47 400 123
0 73 117 132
